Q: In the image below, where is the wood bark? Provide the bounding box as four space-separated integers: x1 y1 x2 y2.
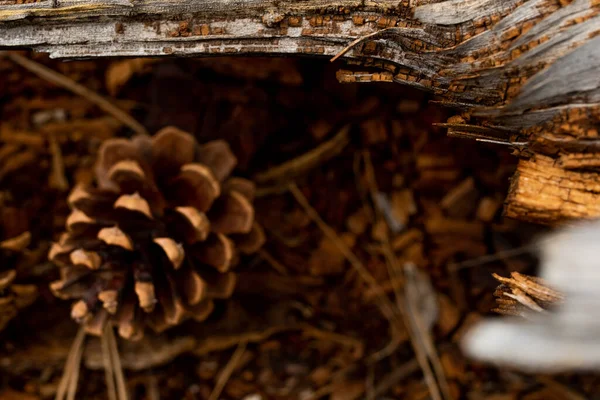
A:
2 0 600 225
506 155 600 225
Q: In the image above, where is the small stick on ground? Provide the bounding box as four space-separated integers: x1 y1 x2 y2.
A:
47 132 69 191
536 376 587 400
404 262 452 400
370 359 420 399
288 182 398 323
55 326 86 400
208 341 248 400
381 245 446 400
101 328 117 400
5 52 148 136
300 322 363 354
66 335 84 400
106 325 128 400
145 375 160 400
254 125 350 184
360 150 450 400
367 328 404 363
447 244 535 270
258 248 290 275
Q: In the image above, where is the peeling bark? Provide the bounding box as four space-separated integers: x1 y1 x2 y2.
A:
2 0 600 225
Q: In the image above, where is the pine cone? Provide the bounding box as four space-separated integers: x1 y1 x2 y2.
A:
49 127 265 339
0 193 37 331
492 272 563 318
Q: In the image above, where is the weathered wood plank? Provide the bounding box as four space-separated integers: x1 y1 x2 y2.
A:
2 0 600 225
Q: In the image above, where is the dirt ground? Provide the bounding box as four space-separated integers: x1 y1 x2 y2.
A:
0 53 598 399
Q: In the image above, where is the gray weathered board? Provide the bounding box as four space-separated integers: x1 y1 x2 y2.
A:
1 0 600 137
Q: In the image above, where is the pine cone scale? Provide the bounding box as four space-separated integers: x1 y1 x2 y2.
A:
195 140 237 182
172 206 210 244
207 191 254 234
190 233 234 272
167 163 220 212
150 127 196 174
0 270 17 291
177 268 206 305
0 296 18 331
0 196 36 331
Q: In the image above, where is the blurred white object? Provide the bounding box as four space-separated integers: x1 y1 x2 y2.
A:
462 219 600 372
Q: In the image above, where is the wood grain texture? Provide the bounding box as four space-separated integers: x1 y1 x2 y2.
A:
506 155 600 225
1 0 596 122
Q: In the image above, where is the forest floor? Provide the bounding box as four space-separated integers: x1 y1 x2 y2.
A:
0 52 598 399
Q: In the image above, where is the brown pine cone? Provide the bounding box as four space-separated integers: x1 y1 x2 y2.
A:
49 127 265 340
0 193 37 331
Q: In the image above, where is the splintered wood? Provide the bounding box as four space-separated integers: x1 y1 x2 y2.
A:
505 155 600 224
492 272 563 318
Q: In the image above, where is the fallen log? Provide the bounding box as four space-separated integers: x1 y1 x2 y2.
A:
2 0 600 225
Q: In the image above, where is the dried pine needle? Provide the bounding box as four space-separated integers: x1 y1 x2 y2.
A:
5 53 148 136
101 328 117 400
287 182 398 323
55 326 86 400
208 341 248 400
106 325 128 400
254 125 350 184
361 150 451 400
330 28 399 62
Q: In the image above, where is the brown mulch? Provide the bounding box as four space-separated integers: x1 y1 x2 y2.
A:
0 52 598 400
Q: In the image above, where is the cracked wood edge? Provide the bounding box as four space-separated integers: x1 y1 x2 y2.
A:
0 1 597 114
1 1 599 121
505 155 600 225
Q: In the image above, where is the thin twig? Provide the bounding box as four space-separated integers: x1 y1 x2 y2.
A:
258 248 289 275
360 150 449 400
6 53 148 136
367 328 404 363
55 326 86 400
145 375 160 400
382 248 444 400
101 328 117 400
66 328 85 400
448 242 539 270
288 182 398 323
370 359 420 398
47 132 69 191
366 364 375 400
106 325 128 400
358 151 408 365
356 150 409 366
208 341 248 400
353 152 374 222
330 28 398 62
304 362 361 400
289 180 437 399
404 263 452 400
537 376 587 400
300 323 363 352
254 125 350 183
305 383 335 400
289 179 443 399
